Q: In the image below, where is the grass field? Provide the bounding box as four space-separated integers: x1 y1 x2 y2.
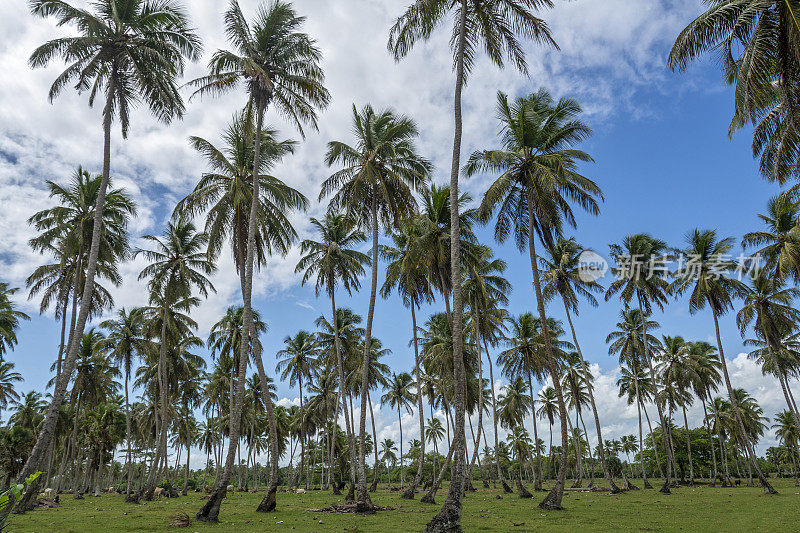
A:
10 479 800 532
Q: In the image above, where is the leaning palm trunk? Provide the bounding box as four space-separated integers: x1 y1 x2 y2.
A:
637 294 674 494
425 4 467 531
465 326 485 490
486 344 512 493
525 205 569 511
402 305 425 499
13 84 117 514
710 308 776 493
368 391 380 493
355 201 378 512
329 289 358 502
564 304 620 492
141 311 170 501
254 344 280 512
198 100 266 522
421 434 457 504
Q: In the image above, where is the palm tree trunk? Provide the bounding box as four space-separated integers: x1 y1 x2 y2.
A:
299 379 307 490
525 376 543 490
636 293 674 494
403 305 425 499
681 405 694 484
253 342 280 511
641 400 663 479
486 348 512 493
368 390 380 492
634 377 651 488
525 204 569 511
465 327 484 489
141 312 170 501
356 199 379 511
700 397 718 486
328 290 358 502
124 373 137 502
710 307 776 493
426 3 467 530
564 303 619 492
398 405 405 489
568 409 582 487
198 99 267 522
14 78 117 512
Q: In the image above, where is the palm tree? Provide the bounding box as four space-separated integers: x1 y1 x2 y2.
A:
425 417 445 481
27 168 135 382
669 1 800 183
773 410 800 485
188 0 327 519
606 233 675 493
537 386 558 481
472 88 602 510
23 0 200 490
672 228 777 493
136 219 215 500
658 335 696 484
390 0 557 521
609 308 662 486
276 330 320 490
541 236 619 491
738 269 800 436
297 213 369 498
321 104 429 510
0 362 22 425
99 307 148 500
688 341 724 485
381 216 434 499
498 377 533 497
0 285 30 362
381 372 415 489
743 195 800 283
380 438 398 485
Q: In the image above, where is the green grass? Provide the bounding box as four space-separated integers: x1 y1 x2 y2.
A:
11 479 800 532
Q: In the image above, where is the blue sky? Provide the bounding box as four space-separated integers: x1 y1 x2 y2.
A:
0 0 791 456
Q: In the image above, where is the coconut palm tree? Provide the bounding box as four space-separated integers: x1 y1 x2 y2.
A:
607 234 675 493
321 104 429 510
669 1 800 183
297 213 369 498
537 386 558 481
136 219 215 501
276 330 320 490
773 410 800 484
498 377 533 497
425 417 445 481
99 307 149 500
381 216 434 499
27 168 135 383
672 228 776 493
389 0 556 524
472 88 602 510
743 195 800 283
688 341 724 485
188 1 327 518
541 236 619 491
0 285 29 363
23 1 200 491
738 269 800 436
381 372 415 489
0 362 22 426
658 335 696 484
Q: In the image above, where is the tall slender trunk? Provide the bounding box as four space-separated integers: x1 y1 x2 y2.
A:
403 305 425 499
142 311 170 500
368 390 380 492
426 3 467 531
634 375 651 487
641 400 663 478
14 78 117 511
398 405 405 488
701 398 718 485
198 100 267 522
636 293 673 494
526 205 568 511
465 326 484 488
681 405 694 484
254 342 280 511
485 344 511 492
564 303 619 492
567 408 582 486
124 371 136 502
356 199 379 511
526 376 543 490
710 308 776 493
299 378 307 490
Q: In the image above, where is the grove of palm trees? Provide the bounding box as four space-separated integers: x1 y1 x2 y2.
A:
2 0 800 531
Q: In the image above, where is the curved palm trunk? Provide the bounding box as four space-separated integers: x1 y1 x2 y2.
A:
426 4 467 531
421 433 456 504
329 290 358 502
526 376 543 490
465 327 485 490
198 100 267 522
368 391 381 492
709 308 776 493
254 344 280 512
14 81 117 514
525 211 569 511
681 405 694 484
634 377 651 488
141 312 170 501
636 294 673 494
564 304 619 492
485 343 512 493
701 398 718 486
355 200 378 511
403 305 425 499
